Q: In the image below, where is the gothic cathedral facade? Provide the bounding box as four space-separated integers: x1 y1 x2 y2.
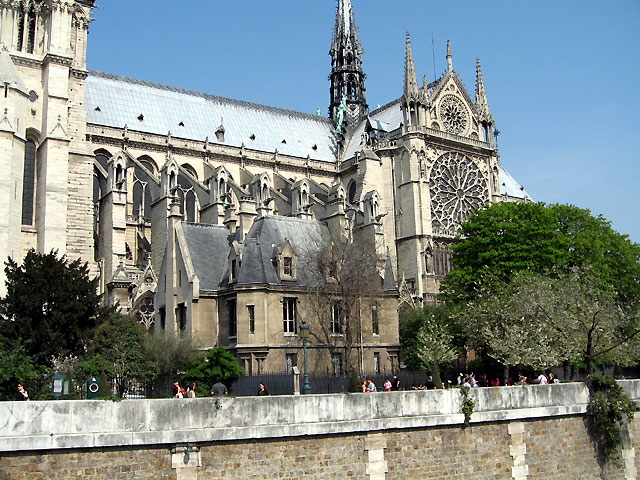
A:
0 0 528 374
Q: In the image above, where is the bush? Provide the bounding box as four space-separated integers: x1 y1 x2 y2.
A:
586 374 636 464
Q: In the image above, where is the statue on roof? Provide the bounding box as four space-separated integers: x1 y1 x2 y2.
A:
336 94 347 133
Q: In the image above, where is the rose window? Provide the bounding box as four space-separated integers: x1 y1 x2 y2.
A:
439 95 468 135
430 152 489 232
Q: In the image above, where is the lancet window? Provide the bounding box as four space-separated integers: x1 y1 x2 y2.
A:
21 139 36 225
16 1 39 54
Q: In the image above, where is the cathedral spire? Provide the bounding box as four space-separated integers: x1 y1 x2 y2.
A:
475 57 492 122
446 40 453 71
404 32 419 97
329 0 368 130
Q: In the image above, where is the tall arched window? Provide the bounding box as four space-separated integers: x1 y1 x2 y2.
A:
21 139 36 225
177 174 198 223
16 3 38 54
347 181 357 205
131 163 155 220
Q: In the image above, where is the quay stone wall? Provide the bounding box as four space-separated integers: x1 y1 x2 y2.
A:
0 381 638 479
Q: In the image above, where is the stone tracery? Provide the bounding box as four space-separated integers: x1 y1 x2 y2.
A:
429 152 488 233
439 95 468 135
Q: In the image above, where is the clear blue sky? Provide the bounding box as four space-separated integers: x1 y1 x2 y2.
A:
87 1 640 243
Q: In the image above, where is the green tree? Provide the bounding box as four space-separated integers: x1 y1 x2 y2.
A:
86 313 153 396
0 337 41 401
400 305 460 388
441 202 640 306
441 202 567 304
552 204 640 303
183 347 244 397
142 332 204 378
0 249 111 366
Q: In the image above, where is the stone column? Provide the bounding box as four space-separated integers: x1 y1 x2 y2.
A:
364 433 388 480
171 444 201 480
508 421 529 480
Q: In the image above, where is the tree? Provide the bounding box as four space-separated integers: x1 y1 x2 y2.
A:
0 337 41 401
441 202 640 307
86 313 154 396
551 204 640 304
455 270 640 379
305 234 391 375
142 332 203 378
400 305 459 388
183 347 244 397
0 249 111 366
454 272 567 382
441 202 567 304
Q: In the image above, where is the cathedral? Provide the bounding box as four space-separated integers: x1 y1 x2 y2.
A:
0 0 529 375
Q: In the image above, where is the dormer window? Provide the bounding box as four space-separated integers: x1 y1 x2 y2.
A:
229 241 242 283
283 257 292 276
275 239 297 281
230 259 238 283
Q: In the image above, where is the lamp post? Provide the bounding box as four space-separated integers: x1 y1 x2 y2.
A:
299 320 312 394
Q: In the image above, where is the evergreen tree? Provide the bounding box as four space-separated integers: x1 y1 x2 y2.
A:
0 250 111 366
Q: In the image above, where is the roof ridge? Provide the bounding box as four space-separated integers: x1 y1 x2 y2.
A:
88 70 334 124
369 98 402 116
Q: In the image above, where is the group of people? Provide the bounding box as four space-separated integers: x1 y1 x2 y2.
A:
173 378 269 398
361 375 401 392
172 381 197 398
456 371 561 388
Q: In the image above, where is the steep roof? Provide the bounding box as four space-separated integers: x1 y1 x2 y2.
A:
181 223 230 291
498 164 532 200
242 216 331 288
85 71 338 162
0 50 26 94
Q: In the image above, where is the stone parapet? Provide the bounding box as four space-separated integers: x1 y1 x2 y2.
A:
1 381 638 454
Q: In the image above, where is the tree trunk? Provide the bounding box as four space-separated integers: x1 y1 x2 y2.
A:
431 365 443 389
503 364 510 386
563 360 571 381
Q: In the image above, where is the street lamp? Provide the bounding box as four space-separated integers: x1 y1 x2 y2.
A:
299 320 312 394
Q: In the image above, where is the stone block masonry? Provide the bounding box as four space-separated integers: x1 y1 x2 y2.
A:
0 381 638 479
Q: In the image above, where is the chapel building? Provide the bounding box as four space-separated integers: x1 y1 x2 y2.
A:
0 0 529 375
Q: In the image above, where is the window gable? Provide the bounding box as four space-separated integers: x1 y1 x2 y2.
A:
275 239 297 281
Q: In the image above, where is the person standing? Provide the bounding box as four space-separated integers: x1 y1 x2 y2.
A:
392 375 401 391
536 372 548 385
172 381 183 398
186 382 197 398
210 377 228 396
366 378 376 392
257 383 269 396
16 384 29 401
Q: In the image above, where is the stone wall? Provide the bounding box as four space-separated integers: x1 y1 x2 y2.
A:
0 381 638 479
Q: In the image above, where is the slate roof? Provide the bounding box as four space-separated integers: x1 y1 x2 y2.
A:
0 50 26 94
499 164 532 200
181 223 231 291
85 71 338 162
242 216 332 288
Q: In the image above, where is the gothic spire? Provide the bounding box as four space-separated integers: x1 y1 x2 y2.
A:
446 40 453 71
475 57 493 122
404 31 419 97
329 0 368 130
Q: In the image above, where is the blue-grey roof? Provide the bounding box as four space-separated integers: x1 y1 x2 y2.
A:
242 215 331 288
0 50 26 93
498 164 532 200
181 223 230 291
343 100 403 160
85 71 338 162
